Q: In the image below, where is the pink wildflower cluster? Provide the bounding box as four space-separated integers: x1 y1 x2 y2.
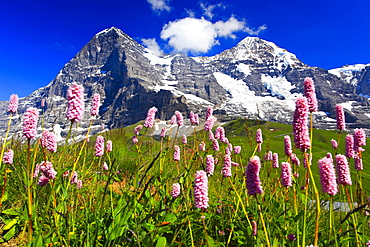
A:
256 129 263 144
41 130 57 153
291 153 300 166
234 146 241 154
182 134 187 144
303 77 318 112
35 161 57 186
23 107 39 139
206 106 213 120
8 94 19 113
284 136 292 156
215 126 227 143
160 127 167 138
194 170 209 209
171 183 181 198
354 156 363 170
335 154 352 186
143 107 157 128
212 138 219 151
281 162 292 187
225 143 233 155
174 111 183 127
106 140 112 152
331 139 338 149
103 162 109 171
204 116 217 132
3 149 14 164
95 135 105 157
335 104 345 131
273 153 279 168
174 145 180 161
199 142 206 151
189 111 199 125
90 93 100 116
66 83 85 122
245 156 263 195
318 157 338 196
134 125 143 135
206 155 215 175
222 155 232 177
132 136 138 144
354 128 366 152
292 96 310 151
265 151 273 161
345 134 355 158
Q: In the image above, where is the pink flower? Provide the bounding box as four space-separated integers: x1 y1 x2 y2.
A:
103 162 108 171
273 153 279 168
215 126 225 141
90 93 100 116
143 107 157 128
206 106 213 120
303 77 318 112
284 136 292 156
132 136 138 144
194 170 209 209
189 111 195 124
106 140 112 152
292 96 310 151
169 115 176 125
354 156 363 170
204 115 217 131
171 183 181 198
182 134 187 144
206 155 215 175
252 221 257 236
234 146 241 154
66 83 85 122
95 135 104 157
345 134 355 158
193 114 199 125
212 138 219 151
39 161 57 180
175 111 183 127
38 175 50 186
291 153 300 166
76 180 83 189
8 94 18 113
225 143 233 156
331 139 338 149
281 162 292 187
265 151 273 161
174 145 180 161
256 129 263 144
245 156 263 195
335 104 346 131
318 157 338 196
160 127 167 138
70 171 78 184
23 107 39 139
41 99 45 108
335 154 352 186
208 131 215 140
134 125 143 135
354 128 366 152
326 152 333 162
222 155 232 177
3 149 14 164
41 130 57 153
199 142 206 151
231 161 239 167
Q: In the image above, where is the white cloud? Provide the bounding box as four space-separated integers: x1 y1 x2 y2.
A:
200 3 225 20
142 38 163 56
160 16 266 54
147 0 170 12
160 17 218 54
214 17 246 38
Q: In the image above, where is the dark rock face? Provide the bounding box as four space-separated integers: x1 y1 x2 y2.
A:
1 27 369 137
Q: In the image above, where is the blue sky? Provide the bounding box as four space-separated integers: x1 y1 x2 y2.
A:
1 0 369 101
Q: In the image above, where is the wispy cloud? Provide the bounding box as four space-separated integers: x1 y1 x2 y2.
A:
141 38 163 56
160 16 266 54
200 3 225 20
147 0 171 13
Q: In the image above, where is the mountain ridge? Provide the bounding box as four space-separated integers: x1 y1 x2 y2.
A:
1 27 370 138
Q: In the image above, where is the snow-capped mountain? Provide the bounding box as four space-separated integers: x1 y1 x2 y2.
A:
1 27 370 137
